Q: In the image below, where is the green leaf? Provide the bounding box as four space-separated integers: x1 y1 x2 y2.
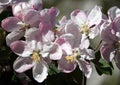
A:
48 61 60 75
11 74 17 82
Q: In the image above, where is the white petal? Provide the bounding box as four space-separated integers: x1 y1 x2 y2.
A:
71 10 87 25
32 60 48 83
76 59 92 78
13 57 34 73
87 6 102 26
108 6 120 21
6 30 24 46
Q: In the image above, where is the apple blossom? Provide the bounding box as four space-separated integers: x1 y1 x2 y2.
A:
1 9 41 46
100 16 120 69
55 20 95 78
71 6 102 39
10 40 49 83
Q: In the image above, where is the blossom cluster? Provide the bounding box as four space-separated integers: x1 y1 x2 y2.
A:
0 0 120 83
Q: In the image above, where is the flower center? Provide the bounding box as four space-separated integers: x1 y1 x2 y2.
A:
31 51 40 63
17 22 30 30
65 50 79 63
80 24 90 35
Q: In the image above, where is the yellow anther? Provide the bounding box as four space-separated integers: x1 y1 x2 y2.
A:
65 55 75 63
17 22 30 30
31 52 40 63
80 24 90 35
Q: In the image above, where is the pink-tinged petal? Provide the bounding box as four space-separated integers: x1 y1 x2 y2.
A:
27 40 41 52
100 44 115 62
49 43 62 60
87 6 102 26
58 56 77 73
60 33 75 48
40 9 50 22
76 59 92 78
59 16 68 26
100 23 117 44
29 0 42 11
13 57 34 73
10 40 32 57
32 60 48 83
23 9 41 27
39 22 52 34
42 30 55 43
10 40 26 54
25 28 42 42
6 30 24 46
49 7 59 26
12 2 30 20
114 52 120 69
71 9 80 20
55 38 65 45
108 6 120 21
113 17 120 33
1 17 21 32
80 34 89 49
65 20 82 47
71 10 87 25
55 37 73 55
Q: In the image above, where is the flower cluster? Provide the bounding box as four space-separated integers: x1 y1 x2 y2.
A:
1 0 120 83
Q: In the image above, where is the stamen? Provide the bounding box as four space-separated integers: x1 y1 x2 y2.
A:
80 24 90 35
17 22 30 30
31 51 40 63
65 50 79 63
65 55 75 63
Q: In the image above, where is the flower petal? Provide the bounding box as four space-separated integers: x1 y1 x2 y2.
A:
88 26 100 39
87 6 102 26
42 30 55 43
55 38 72 55
100 44 115 62
13 57 34 73
32 60 48 83
6 30 24 46
39 21 52 35
12 2 30 19
58 56 77 73
49 7 59 26
23 9 41 27
108 6 120 21
71 9 87 25
48 43 62 60
0 0 12 5
80 34 90 49
29 0 42 11
80 49 95 60
65 20 82 47
76 59 92 78
113 17 120 33
25 28 42 42
1 17 21 32
100 23 117 44
10 40 32 57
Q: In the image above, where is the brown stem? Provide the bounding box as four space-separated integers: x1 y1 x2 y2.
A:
93 40 102 52
82 75 87 85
